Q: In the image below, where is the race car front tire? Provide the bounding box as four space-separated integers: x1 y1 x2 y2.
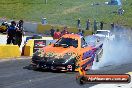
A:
32 64 41 71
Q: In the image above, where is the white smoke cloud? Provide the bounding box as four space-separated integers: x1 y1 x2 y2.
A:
92 27 132 70
117 0 122 5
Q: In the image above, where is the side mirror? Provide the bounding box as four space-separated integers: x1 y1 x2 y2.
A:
82 44 87 48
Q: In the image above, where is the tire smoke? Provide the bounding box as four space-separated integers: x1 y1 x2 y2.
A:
92 27 132 69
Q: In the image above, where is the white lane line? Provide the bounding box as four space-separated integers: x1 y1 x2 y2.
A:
90 72 132 88
0 57 31 62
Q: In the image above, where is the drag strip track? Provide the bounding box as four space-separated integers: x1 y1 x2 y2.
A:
0 59 95 88
0 59 132 88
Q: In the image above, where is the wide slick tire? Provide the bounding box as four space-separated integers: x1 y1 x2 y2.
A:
95 48 103 62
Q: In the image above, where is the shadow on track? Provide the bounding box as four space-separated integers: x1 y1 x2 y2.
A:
23 65 76 74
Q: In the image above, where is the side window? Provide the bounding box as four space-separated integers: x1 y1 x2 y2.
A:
81 38 87 48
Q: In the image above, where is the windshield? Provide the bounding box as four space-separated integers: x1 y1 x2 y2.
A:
54 38 78 48
96 31 109 35
85 36 100 46
85 36 97 43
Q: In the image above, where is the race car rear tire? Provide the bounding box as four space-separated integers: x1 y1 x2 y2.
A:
95 49 103 62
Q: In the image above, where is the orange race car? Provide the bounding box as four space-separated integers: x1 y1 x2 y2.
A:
31 34 103 71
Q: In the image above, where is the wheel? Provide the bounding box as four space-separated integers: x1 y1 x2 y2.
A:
95 49 103 62
32 64 41 71
98 49 103 58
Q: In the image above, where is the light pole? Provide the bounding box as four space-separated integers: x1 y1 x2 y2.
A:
45 0 47 4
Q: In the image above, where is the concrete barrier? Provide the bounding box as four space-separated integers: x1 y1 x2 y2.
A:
1 19 92 36
23 22 38 33
23 39 34 56
37 24 78 33
0 44 21 58
37 24 52 33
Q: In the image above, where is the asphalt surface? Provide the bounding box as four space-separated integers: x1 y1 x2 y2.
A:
0 28 132 88
0 58 132 88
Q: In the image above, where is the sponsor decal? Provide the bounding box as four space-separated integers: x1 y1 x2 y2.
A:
34 40 46 47
33 40 46 53
82 50 94 60
45 52 78 59
82 54 95 70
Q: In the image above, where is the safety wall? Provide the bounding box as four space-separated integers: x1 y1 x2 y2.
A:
37 24 52 33
36 23 78 33
23 39 34 56
24 22 92 36
36 24 66 33
0 44 21 58
23 22 38 33
1 19 91 35
0 20 93 36
1 19 92 36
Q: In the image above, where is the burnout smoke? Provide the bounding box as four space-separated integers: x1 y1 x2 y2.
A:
117 0 122 5
91 27 132 69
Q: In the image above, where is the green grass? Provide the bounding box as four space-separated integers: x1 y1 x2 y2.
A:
0 0 132 29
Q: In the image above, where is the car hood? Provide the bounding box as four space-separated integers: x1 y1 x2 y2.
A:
43 45 78 58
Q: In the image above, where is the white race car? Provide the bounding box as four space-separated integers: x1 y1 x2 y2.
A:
94 30 115 40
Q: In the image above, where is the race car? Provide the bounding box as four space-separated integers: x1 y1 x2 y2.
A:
94 30 115 40
31 34 103 71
